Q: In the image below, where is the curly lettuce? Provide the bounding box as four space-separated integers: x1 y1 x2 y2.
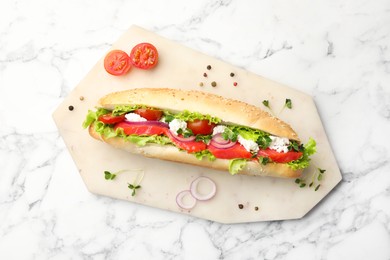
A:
173 110 221 124
228 159 247 175
287 138 317 170
82 108 110 128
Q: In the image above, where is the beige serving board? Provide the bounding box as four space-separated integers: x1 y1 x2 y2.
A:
53 25 341 223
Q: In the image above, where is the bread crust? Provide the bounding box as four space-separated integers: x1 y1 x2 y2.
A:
89 124 303 178
98 88 300 141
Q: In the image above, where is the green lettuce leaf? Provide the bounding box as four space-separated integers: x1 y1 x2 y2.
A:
111 105 146 116
125 135 172 146
82 108 110 128
228 159 247 175
194 150 216 161
174 110 221 124
287 138 317 170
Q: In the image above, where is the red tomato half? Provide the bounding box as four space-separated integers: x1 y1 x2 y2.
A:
130 43 158 70
134 108 163 121
115 122 168 136
98 113 126 124
166 130 207 153
257 149 303 163
208 143 252 159
104 50 132 76
187 120 216 135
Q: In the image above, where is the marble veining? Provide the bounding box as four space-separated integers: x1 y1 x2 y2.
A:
1 0 390 259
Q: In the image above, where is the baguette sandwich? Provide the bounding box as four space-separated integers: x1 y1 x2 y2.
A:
83 88 316 178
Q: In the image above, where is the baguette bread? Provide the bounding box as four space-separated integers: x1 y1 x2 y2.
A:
88 88 303 178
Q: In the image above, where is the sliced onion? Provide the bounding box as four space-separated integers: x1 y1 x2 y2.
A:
169 130 196 142
212 133 230 144
121 120 169 128
190 176 217 201
176 190 197 210
210 134 236 149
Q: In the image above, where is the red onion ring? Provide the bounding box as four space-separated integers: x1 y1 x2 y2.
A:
210 134 236 149
189 176 217 201
169 130 196 142
176 190 197 210
121 120 169 128
212 133 230 145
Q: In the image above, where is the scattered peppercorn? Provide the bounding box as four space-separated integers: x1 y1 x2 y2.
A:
203 72 207 77
254 206 259 211
68 105 74 111
79 96 84 101
211 81 217 87
233 82 238 87
199 82 204 87
238 204 244 209
206 65 211 70
230 72 235 77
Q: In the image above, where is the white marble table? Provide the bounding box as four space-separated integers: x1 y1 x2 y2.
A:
1 0 389 259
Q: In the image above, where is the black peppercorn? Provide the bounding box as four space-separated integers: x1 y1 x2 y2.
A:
203 72 207 77
68 105 74 111
238 204 244 209
255 206 259 211
206 65 211 70
230 72 235 77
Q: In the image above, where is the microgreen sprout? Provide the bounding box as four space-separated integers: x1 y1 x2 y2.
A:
127 170 145 197
104 170 126 180
103 169 145 197
295 167 326 191
262 100 274 115
279 98 293 114
128 183 141 196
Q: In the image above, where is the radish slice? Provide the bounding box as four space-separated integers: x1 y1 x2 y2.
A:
190 176 217 201
176 190 197 210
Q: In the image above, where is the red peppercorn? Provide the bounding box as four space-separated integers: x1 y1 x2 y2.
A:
233 82 238 86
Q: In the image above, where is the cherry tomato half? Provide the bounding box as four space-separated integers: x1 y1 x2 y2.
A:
134 108 163 121
104 50 132 76
98 113 126 124
257 149 303 163
187 119 216 135
130 43 159 70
